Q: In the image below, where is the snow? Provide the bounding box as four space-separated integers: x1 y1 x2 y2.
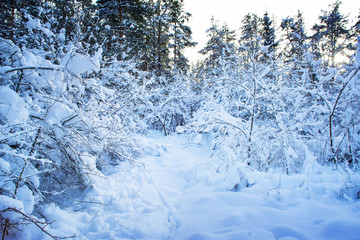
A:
15 186 34 214
9 133 357 240
26 14 54 37
20 49 40 66
1 5 359 240
0 86 29 124
0 157 10 173
62 51 100 76
45 102 75 126
356 36 360 65
0 195 24 212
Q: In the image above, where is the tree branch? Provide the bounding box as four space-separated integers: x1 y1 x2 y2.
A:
4 66 59 74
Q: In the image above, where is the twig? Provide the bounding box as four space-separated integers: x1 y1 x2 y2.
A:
1 208 75 240
329 66 360 159
14 127 41 196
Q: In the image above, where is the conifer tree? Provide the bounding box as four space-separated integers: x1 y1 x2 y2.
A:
75 0 98 55
349 10 360 53
312 0 350 66
49 0 77 41
239 13 262 64
261 12 277 62
281 11 307 62
96 0 125 60
0 0 41 41
147 0 172 75
200 17 236 70
354 11 360 36
122 0 149 61
168 0 197 72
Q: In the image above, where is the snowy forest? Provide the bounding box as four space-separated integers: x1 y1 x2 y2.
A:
1 0 360 239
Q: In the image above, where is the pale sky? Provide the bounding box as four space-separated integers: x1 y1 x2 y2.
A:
183 0 359 62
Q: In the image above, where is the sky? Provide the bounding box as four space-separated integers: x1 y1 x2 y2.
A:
183 0 359 63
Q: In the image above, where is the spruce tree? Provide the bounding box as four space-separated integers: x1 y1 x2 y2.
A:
239 13 262 64
354 11 360 36
261 12 277 62
149 0 171 75
123 0 149 61
96 0 124 61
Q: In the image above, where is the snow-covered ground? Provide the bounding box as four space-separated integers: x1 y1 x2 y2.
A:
7 133 360 240
29 133 358 240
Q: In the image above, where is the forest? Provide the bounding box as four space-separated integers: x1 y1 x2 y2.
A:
1 0 360 239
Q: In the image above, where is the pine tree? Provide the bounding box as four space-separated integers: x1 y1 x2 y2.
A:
354 10 360 36
122 0 149 61
349 10 360 53
281 11 307 61
168 0 196 73
75 0 98 55
0 0 20 40
49 0 77 41
311 0 350 66
149 0 172 75
0 0 41 41
200 17 236 69
96 0 124 61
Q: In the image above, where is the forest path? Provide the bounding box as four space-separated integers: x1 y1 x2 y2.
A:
142 134 360 240
75 133 360 240
144 134 279 240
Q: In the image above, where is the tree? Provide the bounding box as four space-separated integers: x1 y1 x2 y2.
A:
96 0 126 61
146 0 172 75
0 0 41 42
261 12 277 62
348 10 360 53
239 13 262 65
199 17 236 73
44 0 77 42
76 0 98 51
353 10 360 37
96 0 150 62
122 0 150 61
312 0 350 66
281 11 308 62
168 0 197 72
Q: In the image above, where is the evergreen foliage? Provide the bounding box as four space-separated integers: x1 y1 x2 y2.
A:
311 0 350 66
261 12 277 61
281 11 307 61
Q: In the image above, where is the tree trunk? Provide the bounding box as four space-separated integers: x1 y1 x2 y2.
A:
119 0 123 38
10 0 15 41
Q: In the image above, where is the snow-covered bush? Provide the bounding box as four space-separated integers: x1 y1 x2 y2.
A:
188 52 301 173
288 41 360 167
139 73 197 136
187 35 360 174
0 16 156 237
